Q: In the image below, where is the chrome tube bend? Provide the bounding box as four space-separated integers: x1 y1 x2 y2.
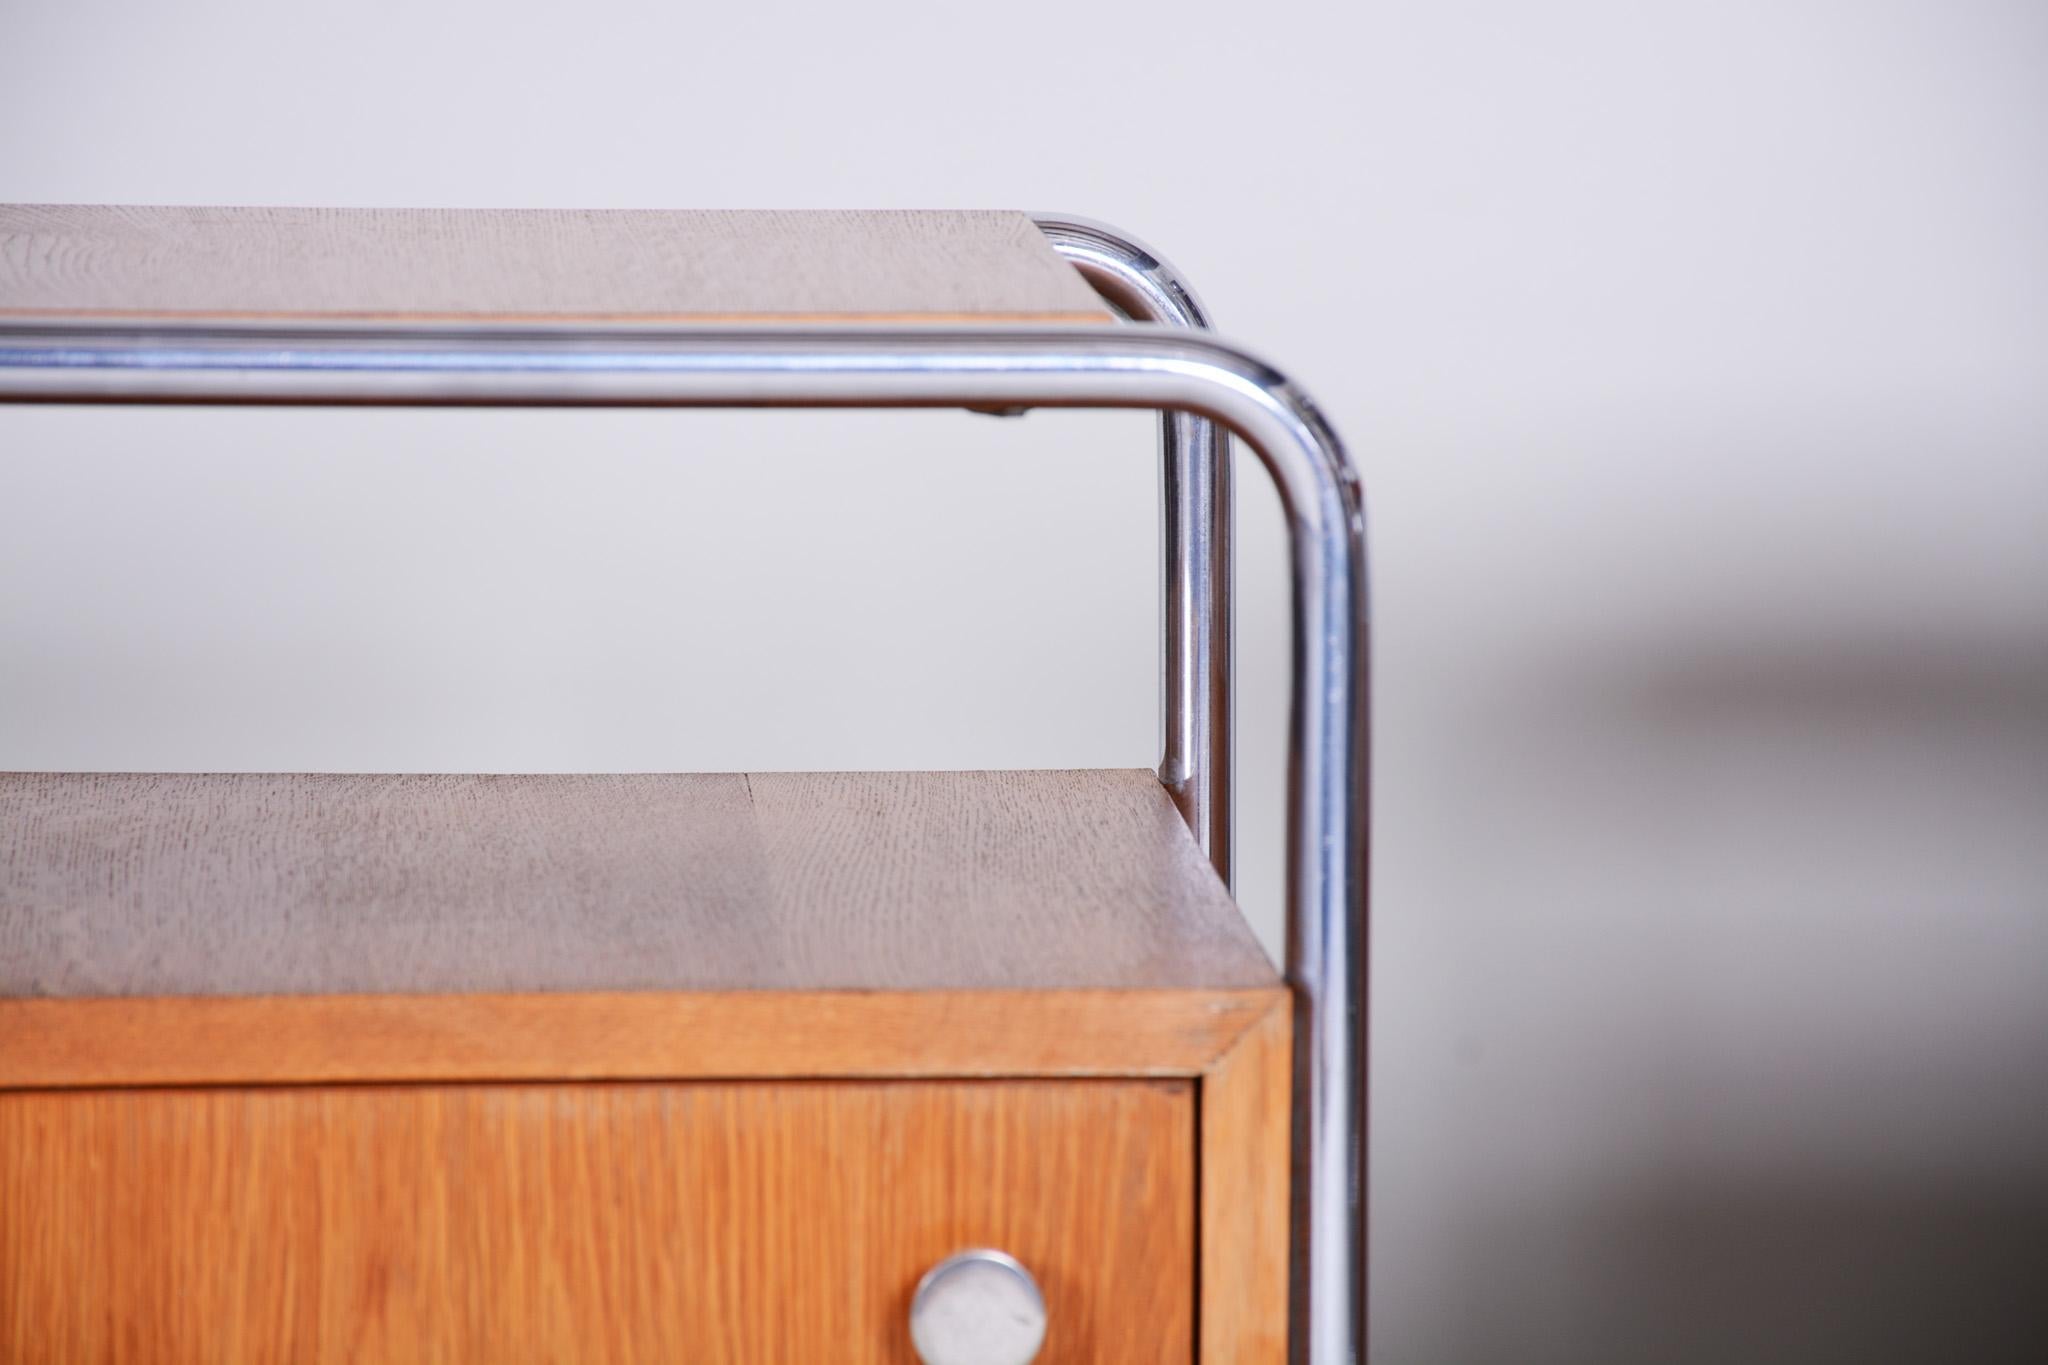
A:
0 319 1368 1365
1035 215 1234 888
1149 333 1367 1365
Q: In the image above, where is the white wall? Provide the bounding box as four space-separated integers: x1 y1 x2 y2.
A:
3 1 2044 1358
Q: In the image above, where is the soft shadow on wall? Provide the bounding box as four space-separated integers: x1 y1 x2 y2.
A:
1382 628 2048 1363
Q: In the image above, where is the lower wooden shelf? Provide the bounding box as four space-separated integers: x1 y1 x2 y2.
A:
0 770 1289 1365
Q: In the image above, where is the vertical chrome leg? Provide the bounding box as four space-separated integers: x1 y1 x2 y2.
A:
1035 217 1233 889
1033 223 1357 1356
1263 391 1367 1365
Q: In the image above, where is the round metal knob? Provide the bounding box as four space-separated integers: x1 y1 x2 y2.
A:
909 1248 1047 1365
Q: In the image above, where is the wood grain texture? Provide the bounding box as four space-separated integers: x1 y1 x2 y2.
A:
0 770 1274 997
0 988 1285 1090
1198 996 1294 1365
0 206 1112 322
0 1078 1193 1364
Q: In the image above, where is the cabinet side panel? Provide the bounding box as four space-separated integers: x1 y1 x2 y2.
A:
1200 999 1293 1365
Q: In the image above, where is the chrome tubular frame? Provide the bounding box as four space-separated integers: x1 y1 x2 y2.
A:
0 319 1367 1365
1034 216 1233 888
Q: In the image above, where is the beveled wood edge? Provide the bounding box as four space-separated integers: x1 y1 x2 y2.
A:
0 987 1289 1091
1199 992 1294 1365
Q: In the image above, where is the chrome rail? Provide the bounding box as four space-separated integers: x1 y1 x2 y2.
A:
1035 216 1233 888
0 318 1367 1365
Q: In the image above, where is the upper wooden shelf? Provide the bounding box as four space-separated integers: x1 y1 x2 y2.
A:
0 769 1269 1000
0 206 1114 324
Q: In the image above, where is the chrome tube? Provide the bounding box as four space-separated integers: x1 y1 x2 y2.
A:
1034 216 1233 887
0 320 1367 1365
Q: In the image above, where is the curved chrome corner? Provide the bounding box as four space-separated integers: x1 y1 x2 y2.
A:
1034 215 1234 890
0 319 1367 1365
1030 214 1216 331
1166 335 1368 1365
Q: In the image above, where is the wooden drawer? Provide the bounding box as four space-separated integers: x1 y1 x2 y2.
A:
0 1079 1192 1363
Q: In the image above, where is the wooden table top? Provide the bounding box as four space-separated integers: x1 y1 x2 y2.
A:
0 206 1113 324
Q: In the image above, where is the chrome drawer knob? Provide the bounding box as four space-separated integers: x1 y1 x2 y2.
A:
909 1248 1047 1365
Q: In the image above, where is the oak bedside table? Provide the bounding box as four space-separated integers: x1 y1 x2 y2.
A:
0 207 1366 1365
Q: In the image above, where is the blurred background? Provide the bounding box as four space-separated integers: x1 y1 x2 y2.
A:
3 1 2044 1359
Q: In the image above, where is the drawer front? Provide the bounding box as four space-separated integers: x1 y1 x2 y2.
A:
0 1079 1194 1364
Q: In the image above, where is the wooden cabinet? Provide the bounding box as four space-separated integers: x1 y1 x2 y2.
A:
0 770 1289 1364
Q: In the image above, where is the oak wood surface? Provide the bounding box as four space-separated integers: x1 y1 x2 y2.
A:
1198 995 1294 1365
0 206 1112 323
0 1078 1193 1364
0 770 1273 998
